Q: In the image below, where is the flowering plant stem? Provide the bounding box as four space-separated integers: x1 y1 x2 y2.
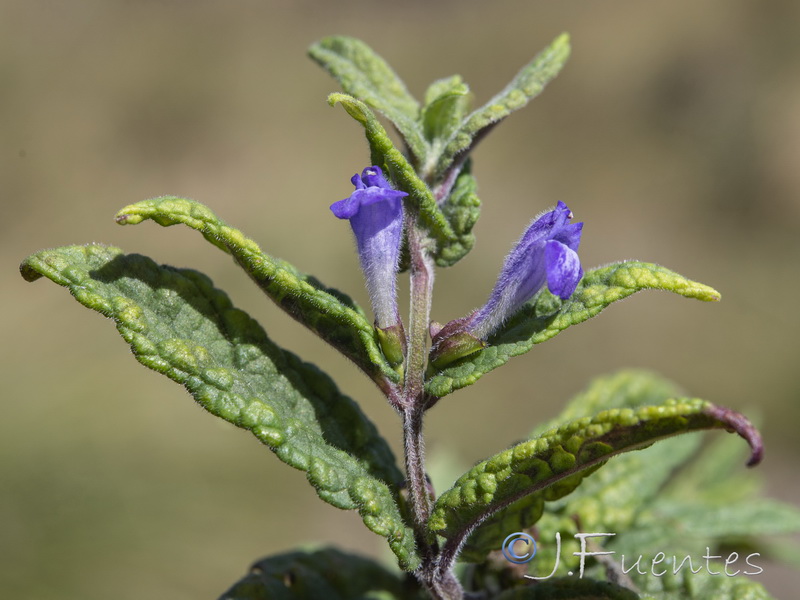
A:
401 216 462 598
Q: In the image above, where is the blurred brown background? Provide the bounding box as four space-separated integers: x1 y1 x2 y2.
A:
2 0 799 597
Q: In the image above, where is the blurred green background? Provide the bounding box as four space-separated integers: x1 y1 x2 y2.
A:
3 0 799 597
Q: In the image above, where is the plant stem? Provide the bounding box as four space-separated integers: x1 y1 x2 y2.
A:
403 404 430 536
402 217 464 599
403 218 435 536
403 219 434 412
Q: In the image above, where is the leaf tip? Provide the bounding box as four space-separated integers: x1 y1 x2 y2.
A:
114 206 144 225
704 403 763 467
698 283 721 302
327 92 354 109
547 32 571 62
19 257 42 282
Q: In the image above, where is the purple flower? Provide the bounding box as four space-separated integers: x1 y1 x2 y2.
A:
468 201 583 339
330 166 407 330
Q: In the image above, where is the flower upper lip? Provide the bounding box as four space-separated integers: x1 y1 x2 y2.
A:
331 167 406 219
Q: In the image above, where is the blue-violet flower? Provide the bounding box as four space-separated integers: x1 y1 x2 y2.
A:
468 200 583 339
330 166 407 331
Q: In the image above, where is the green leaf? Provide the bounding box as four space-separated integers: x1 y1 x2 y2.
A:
428 396 760 570
493 579 639 600
632 567 775 600
21 245 420 570
435 160 481 268
551 434 701 535
609 473 800 563
659 430 761 505
327 93 461 256
601 414 800 567
530 370 687 435
479 382 786 600
219 548 423 600
461 371 699 562
309 36 429 164
460 495 546 565
615 500 800 556
114 196 399 385
425 262 721 398
520 380 791 597
424 75 468 108
753 537 800 569
434 33 571 178
421 76 470 145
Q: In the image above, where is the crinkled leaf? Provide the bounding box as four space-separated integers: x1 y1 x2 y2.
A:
328 93 464 261
461 371 699 562
428 396 761 569
219 548 424 600
537 373 702 539
524 387 794 597
548 435 699 533
426 262 721 397
114 196 399 385
461 493 547 565
434 33 571 178
605 425 800 565
20 245 420 570
493 579 639 600
309 36 428 163
435 160 481 268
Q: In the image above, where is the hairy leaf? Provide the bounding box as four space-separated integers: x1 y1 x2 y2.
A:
435 161 481 268
309 36 428 163
114 196 399 386
425 262 721 397
434 33 571 178
493 579 639 600
608 431 800 560
522 385 793 597
421 76 470 147
537 373 703 539
428 397 761 570
553 435 700 533
219 548 423 600
461 371 699 561
21 245 420 570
